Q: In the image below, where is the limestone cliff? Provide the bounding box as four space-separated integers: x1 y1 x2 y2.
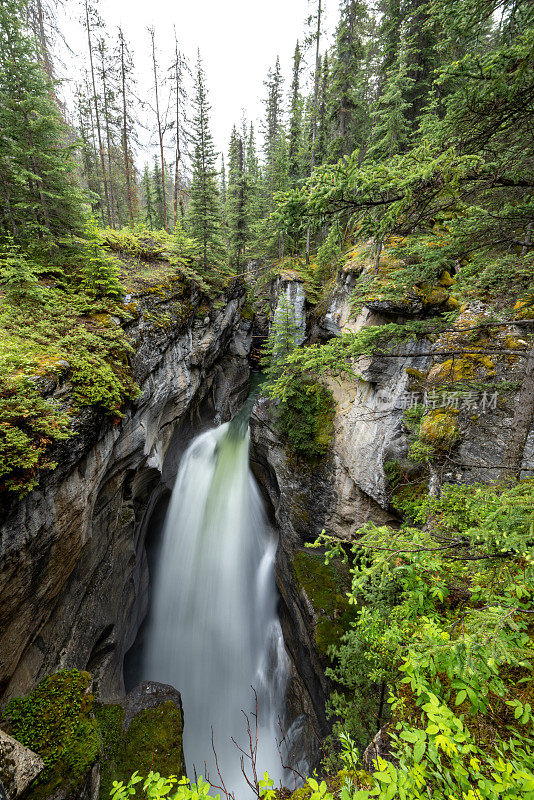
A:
249 267 534 759
0 281 251 706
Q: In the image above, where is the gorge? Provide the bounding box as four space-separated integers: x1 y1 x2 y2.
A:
1 1 533 797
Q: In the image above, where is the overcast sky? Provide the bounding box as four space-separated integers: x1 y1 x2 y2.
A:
58 0 335 168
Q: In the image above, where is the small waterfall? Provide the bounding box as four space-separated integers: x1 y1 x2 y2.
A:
142 409 289 794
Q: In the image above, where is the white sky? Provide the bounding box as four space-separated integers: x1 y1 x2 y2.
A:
58 0 335 169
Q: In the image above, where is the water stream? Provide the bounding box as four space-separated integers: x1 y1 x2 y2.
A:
141 395 289 793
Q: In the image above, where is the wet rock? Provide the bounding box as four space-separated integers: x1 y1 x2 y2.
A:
97 682 186 795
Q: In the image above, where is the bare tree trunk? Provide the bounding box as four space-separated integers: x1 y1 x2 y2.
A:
306 0 322 265
35 0 53 79
522 222 533 256
119 30 134 228
173 35 184 226
151 28 168 232
503 344 534 479
99 42 116 228
85 0 111 226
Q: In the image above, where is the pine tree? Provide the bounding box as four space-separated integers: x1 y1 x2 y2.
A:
150 28 168 231
170 33 189 224
220 154 227 206
403 0 439 126
0 0 85 245
244 123 262 245
119 28 136 227
84 0 111 227
187 53 225 271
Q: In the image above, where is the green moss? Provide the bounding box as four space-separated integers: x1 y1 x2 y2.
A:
419 409 459 451
427 354 496 386
293 550 357 657
1 670 99 800
95 700 185 799
276 378 335 462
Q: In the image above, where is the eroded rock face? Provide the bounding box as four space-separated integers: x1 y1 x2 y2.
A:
250 272 534 765
0 730 44 799
0 286 251 706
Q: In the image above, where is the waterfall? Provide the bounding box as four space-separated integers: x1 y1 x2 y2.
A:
142 412 289 794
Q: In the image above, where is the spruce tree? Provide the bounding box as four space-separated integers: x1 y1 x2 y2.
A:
152 156 165 229
187 53 225 271
0 236 43 301
315 53 330 167
0 0 85 246
226 126 247 271
80 216 123 298
244 123 262 247
368 33 415 161
329 0 370 161
288 42 304 186
141 165 155 229
262 57 286 211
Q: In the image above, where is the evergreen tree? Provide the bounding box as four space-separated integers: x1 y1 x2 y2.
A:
0 0 85 246
226 126 247 271
152 156 165 229
368 30 415 161
141 164 155 229
187 53 225 271
329 0 370 161
288 41 304 186
315 53 330 167
244 123 262 246
403 0 439 125
220 154 227 206
262 57 287 211
0 236 43 301
80 216 123 298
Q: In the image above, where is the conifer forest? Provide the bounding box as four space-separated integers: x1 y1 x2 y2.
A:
0 2 533 800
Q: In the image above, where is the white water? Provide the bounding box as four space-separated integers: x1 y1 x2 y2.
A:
143 418 290 794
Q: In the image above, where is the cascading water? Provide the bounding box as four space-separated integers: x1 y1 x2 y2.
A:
142 400 290 793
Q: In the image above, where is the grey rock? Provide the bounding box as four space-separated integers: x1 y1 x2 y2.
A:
0 286 250 706
362 726 393 772
0 729 44 798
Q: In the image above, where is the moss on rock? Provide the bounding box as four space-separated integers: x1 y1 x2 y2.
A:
95 697 185 799
419 409 459 451
427 354 496 386
292 550 357 657
0 670 99 800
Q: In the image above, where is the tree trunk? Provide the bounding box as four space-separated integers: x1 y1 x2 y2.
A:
85 0 111 227
306 0 322 264
151 29 168 232
120 30 134 228
100 44 116 228
503 344 534 479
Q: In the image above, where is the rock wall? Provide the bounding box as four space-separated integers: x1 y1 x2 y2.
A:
0 284 251 706
249 270 534 762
